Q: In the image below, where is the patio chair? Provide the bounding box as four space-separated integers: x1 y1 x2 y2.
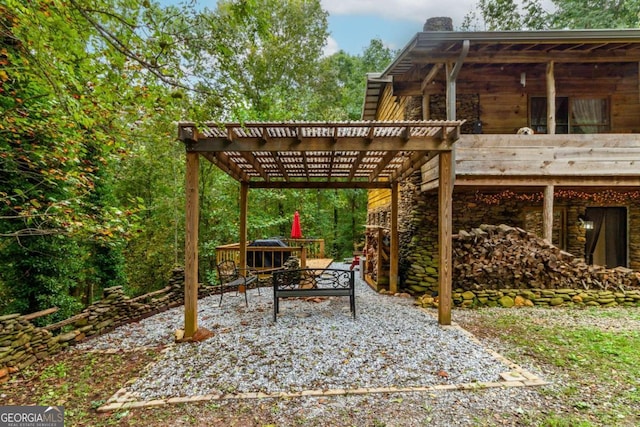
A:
215 260 259 307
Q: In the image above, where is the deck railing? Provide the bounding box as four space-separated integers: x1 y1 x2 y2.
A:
281 238 325 259
215 243 312 271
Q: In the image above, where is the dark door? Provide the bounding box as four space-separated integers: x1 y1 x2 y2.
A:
584 207 628 268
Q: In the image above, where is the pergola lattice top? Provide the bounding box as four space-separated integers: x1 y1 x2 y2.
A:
178 121 462 188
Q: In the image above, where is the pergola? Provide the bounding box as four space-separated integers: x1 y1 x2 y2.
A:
178 120 463 339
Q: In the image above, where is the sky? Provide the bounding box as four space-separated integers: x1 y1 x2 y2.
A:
321 0 481 55
160 0 484 55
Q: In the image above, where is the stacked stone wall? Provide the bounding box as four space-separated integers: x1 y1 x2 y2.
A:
0 267 217 382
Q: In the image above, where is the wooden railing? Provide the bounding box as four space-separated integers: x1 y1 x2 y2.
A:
215 243 309 271
281 238 325 259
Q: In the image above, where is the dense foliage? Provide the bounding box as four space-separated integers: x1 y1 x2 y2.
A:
463 0 640 30
0 0 393 318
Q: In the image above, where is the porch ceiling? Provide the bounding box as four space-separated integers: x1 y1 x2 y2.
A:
178 121 462 188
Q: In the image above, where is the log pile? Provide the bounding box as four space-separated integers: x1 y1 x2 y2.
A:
405 223 640 296
453 224 640 291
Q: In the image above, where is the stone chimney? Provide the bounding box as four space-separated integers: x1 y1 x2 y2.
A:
424 17 453 31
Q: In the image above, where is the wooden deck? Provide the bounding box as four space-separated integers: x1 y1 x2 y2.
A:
305 258 334 270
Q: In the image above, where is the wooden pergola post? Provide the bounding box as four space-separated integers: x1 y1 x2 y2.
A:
438 151 453 325
239 182 248 276
546 61 556 135
184 152 199 338
390 181 399 294
543 185 554 243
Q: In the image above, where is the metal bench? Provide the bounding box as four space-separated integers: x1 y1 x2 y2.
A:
272 268 355 321
216 260 259 307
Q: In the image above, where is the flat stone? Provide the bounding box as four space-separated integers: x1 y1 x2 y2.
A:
96 403 123 413
500 371 527 382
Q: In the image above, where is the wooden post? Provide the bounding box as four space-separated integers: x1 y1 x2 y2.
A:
422 93 430 120
438 151 453 325
446 63 456 120
543 185 554 243
546 61 556 135
239 181 248 279
184 152 199 338
390 181 399 294
300 246 307 268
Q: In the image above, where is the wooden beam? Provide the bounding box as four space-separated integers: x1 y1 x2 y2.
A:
201 152 246 183
459 133 640 148
302 152 310 181
546 61 556 135
455 175 640 187
248 181 393 189
185 136 453 153
408 50 640 65
348 151 368 181
543 185 554 243
239 182 248 278
390 181 399 294
392 151 431 182
369 151 398 182
184 152 199 339
421 63 443 93
239 152 269 182
393 79 619 97
274 154 289 181
438 151 453 326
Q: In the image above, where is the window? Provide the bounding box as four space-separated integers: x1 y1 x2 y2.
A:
530 97 609 134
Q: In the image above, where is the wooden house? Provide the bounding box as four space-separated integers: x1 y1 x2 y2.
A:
362 22 640 291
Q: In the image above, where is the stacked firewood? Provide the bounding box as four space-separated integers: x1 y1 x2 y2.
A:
454 224 640 291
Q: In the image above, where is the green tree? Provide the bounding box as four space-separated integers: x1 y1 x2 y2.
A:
316 39 396 120
0 0 193 315
549 0 640 28
464 0 640 30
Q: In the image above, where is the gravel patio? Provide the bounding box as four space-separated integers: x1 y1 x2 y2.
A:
74 262 545 414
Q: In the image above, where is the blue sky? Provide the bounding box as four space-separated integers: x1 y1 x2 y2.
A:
322 0 480 54
159 0 485 55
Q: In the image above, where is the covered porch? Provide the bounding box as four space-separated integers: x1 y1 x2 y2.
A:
178 120 462 338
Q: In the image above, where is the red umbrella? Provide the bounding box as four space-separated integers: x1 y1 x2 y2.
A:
290 211 302 239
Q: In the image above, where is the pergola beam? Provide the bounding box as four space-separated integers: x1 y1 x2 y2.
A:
248 181 394 189
185 137 453 153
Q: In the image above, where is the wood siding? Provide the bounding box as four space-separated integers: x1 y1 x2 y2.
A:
376 84 406 121
368 85 409 208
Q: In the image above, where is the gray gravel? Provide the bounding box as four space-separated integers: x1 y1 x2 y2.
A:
77 265 521 400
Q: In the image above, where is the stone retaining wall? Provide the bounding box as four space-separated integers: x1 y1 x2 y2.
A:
0 267 218 383
416 288 640 309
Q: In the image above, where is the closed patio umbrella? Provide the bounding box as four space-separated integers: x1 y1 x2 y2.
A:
290 211 302 239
